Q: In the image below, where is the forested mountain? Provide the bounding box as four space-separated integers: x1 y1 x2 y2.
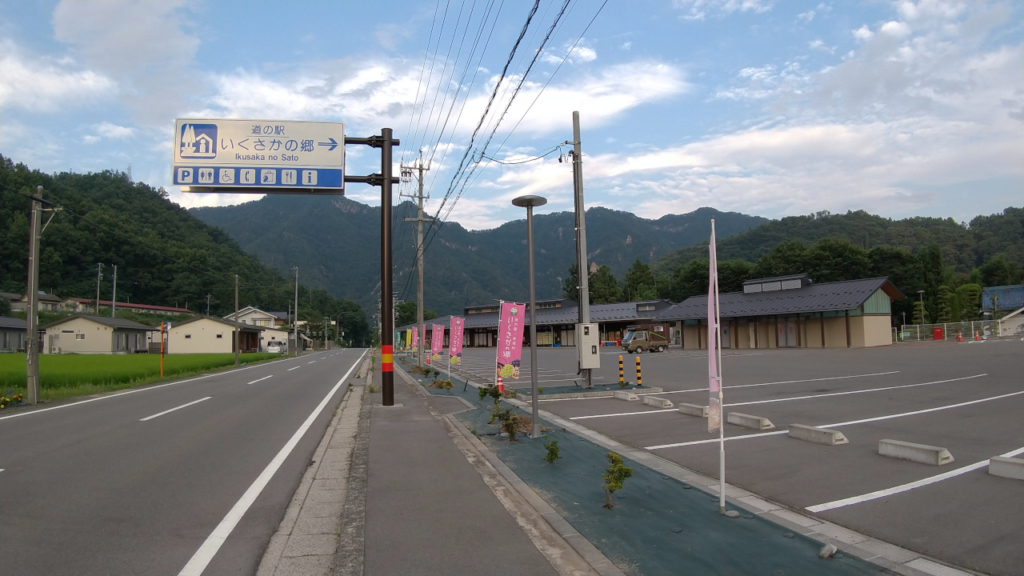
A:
0 156 370 343
652 209 1024 275
190 196 766 315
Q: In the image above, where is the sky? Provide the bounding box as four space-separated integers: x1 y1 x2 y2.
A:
1 0 1021 231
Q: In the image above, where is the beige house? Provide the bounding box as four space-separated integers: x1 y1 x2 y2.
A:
166 316 262 354
658 275 903 350
42 314 153 355
12 291 64 313
224 306 288 328
258 327 290 352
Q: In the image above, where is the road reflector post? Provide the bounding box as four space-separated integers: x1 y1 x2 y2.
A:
618 355 624 384
635 356 642 387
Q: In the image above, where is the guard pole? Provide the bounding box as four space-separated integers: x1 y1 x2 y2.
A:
379 128 396 406
160 322 165 377
635 356 642 387
618 355 624 384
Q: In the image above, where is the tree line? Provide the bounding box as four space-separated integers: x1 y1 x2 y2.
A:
563 237 1022 326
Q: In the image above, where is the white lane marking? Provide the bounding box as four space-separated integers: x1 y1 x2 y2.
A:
0 362 262 422
247 376 273 385
140 397 212 422
807 446 1024 513
287 367 300 372
652 371 902 396
646 389 1024 450
177 349 366 576
727 374 984 407
571 374 973 418
537 376 606 384
308 361 316 364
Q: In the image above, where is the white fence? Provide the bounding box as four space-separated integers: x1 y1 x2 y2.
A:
894 321 996 342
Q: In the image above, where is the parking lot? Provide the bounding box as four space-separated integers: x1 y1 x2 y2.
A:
444 340 1024 576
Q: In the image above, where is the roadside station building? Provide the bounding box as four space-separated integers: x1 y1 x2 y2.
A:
654 274 902 349
42 314 153 354
400 298 675 348
165 316 263 354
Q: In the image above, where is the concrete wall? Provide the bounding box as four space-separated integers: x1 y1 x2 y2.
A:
169 319 233 354
45 317 113 354
824 317 847 348
859 315 893 347
681 324 702 349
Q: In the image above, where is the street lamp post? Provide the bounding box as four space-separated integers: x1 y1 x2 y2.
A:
512 194 547 439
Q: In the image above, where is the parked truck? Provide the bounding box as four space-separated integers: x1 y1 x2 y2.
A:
621 323 670 353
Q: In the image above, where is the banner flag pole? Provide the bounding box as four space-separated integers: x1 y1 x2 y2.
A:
708 219 726 515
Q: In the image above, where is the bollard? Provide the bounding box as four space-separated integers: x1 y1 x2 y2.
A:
635 356 643 387
618 355 624 384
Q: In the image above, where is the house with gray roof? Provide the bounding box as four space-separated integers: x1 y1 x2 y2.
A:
1 316 27 352
42 314 154 354
654 274 903 349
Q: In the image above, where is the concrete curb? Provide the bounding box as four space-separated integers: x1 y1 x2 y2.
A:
512 403 982 576
789 424 848 446
879 439 954 466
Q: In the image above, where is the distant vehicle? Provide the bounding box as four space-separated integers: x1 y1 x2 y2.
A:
266 340 287 354
621 323 669 353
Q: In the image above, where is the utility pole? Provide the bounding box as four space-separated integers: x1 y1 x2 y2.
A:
569 111 594 388
25 188 43 404
234 274 239 366
293 267 299 356
111 265 117 317
401 151 433 369
95 263 104 314
206 294 211 316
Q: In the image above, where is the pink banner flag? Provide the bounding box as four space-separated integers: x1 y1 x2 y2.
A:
421 325 427 362
496 302 524 380
430 324 445 364
411 326 418 349
708 223 722 433
449 317 465 365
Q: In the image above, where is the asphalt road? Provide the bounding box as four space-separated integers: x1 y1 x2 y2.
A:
448 341 1024 576
0 348 366 576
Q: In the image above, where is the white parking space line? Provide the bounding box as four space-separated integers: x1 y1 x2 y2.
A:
572 373 946 417
652 371 902 396
807 446 1024 513
287 367 300 371
646 389 1024 450
140 397 212 422
727 374 984 408
178 349 366 576
247 376 273 385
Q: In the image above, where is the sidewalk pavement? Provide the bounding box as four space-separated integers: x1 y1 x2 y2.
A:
258 355 608 576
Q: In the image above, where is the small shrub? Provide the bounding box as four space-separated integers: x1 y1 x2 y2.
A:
618 380 629 389
501 412 518 442
479 384 500 401
500 388 518 399
428 379 453 390
513 414 532 433
367 383 379 393
470 427 478 436
602 452 633 509
543 438 560 464
537 386 544 394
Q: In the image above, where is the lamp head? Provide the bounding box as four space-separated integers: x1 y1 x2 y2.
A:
511 195 548 208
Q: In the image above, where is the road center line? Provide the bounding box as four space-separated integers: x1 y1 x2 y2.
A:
308 361 316 364
177 349 366 576
140 397 212 422
287 366 300 371
645 389 1024 450
806 446 1024 513
247 375 273 385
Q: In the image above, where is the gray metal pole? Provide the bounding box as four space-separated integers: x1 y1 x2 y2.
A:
234 274 239 366
95 263 103 314
293 267 299 356
111 265 117 317
25 187 43 404
572 111 593 388
527 204 541 438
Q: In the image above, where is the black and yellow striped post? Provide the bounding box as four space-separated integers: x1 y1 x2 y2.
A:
635 356 643 387
618 355 624 385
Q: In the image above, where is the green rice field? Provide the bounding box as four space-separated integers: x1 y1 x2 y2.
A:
0 353 280 402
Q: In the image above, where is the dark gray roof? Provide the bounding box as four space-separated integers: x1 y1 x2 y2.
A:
41 314 155 331
175 315 264 331
655 277 902 321
398 300 674 330
0 316 27 330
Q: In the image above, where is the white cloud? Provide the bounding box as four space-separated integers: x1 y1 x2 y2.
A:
541 40 598 66
808 39 833 53
853 25 874 41
880 21 912 38
715 62 809 101
94 122 135 139
673 0 773 20
621 41 632 51
0 42 115 111
797 10 815 23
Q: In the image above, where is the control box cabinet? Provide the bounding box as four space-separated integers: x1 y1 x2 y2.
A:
576 323 601 369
